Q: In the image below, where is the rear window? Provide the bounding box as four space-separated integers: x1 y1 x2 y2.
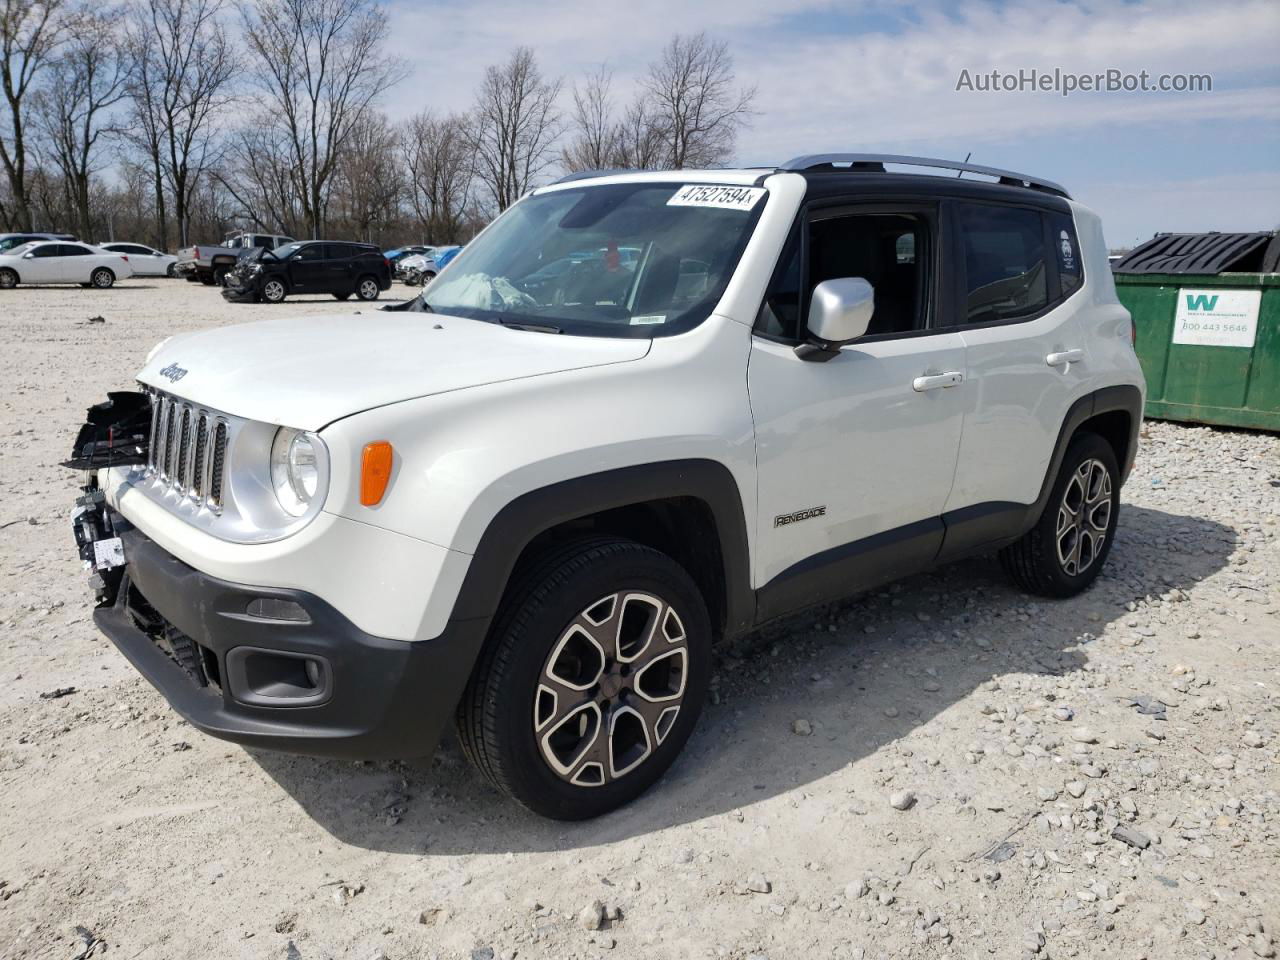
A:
957 203 1047 324
1048 211 1083 297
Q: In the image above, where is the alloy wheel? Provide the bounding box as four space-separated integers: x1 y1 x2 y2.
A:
263 280 285 302
535 591 689 787
359 279 378 300
1056 458 1112 576
92 270 112 288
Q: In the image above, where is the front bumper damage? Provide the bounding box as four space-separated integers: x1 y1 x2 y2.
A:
65 393 485 760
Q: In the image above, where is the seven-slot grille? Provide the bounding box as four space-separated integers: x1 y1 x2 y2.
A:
146 390 229 510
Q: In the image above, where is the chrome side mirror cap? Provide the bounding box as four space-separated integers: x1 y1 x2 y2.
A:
796 277 875 362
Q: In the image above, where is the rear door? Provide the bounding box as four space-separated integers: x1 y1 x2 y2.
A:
324 243 356 292
939 200 1092 556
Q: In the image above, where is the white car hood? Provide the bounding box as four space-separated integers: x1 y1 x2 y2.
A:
137 312 651 430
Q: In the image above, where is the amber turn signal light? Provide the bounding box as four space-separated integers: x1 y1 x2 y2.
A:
360 441 393 506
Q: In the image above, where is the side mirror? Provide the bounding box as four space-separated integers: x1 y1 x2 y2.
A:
22 252 35 259
796 278 875 362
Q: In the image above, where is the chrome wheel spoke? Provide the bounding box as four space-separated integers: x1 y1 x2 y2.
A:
1055 457 1113 577
536 589 688 788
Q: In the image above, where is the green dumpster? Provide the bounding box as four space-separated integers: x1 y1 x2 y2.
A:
1113 231 1280 432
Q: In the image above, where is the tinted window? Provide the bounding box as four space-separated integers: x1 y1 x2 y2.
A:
329 244 356 259
294 244 326 261
1048 211 1083 297
957 203 1047 324
33 244 64 257
60 244 93 256
756 212 930 339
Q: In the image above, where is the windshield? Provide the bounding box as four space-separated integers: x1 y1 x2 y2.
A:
419 182 765 337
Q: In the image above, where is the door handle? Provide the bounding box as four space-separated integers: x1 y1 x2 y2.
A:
912 371 964 392
1046 349 1084 366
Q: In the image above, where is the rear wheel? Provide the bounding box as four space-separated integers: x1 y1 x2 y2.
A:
212 265 229 286
0 268 17 289
457 538 711 820
166 263 177 278
355 275 380 301
1000 431 1119 597
91 267 115 289
199 273 215 286
261 278 286 304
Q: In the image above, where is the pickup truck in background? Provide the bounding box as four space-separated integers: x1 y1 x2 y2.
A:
175 232 294 286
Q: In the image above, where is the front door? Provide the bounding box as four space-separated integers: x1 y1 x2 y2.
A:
286 243 329 292
748 202 967 619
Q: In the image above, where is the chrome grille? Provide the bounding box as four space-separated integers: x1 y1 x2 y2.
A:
144 390 228 512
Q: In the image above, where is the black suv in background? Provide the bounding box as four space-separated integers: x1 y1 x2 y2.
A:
223 240 392 304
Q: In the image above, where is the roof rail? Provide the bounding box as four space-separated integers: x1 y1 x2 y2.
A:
551 168 636 185
777 153 1070 199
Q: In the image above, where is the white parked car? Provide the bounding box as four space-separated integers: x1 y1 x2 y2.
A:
100 242 178 278
67 154 1144 819
0 240 133 289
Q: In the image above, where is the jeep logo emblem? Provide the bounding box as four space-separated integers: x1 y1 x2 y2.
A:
159 363 188 383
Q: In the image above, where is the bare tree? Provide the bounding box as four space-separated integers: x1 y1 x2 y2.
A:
125 0 238 248
470 46 562 212
331 111 400 242
643 32 755 169
402 110 471 243
613 95 667 170
214 125 305 235
239 0 407 238
34 9 127 239
0 0 66 230
560 64 618 173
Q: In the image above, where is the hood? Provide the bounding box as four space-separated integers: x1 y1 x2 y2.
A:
136 312 651 430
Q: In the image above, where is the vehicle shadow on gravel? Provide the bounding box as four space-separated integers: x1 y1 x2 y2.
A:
252 503 1237 854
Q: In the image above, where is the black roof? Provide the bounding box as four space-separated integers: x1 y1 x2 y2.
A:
793 172 1073 213
1112 231 1279 275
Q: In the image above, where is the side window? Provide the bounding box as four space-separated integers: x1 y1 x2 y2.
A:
957 203 1047 324
757 211 931 340
1047 211 1083 298
294 244 326 261
330 244 355 259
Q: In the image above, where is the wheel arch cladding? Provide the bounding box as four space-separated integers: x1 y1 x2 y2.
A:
1034 384 1143 521
450 460 754 643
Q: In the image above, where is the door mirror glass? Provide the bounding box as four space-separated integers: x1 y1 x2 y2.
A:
806 277 875 346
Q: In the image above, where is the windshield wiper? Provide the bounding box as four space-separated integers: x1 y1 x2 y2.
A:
497 318 562 334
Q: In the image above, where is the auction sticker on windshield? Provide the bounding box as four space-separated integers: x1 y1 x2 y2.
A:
667 185 765 210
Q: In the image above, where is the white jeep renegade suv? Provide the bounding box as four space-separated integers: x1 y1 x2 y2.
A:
68 155 1145 819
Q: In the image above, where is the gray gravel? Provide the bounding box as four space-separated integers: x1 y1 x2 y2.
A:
0 283 1277 959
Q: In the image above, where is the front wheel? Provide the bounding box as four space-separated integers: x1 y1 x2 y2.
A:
166 263 177 278
260 278 286 303
91 267 115 289
1000 431 1120 597
355 275 380 301
457 538 711 820
0 268 17 289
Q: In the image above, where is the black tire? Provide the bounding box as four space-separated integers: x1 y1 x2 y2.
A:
199 274 215 286
212 266 229 286
422 271 437 284
90 267 115 289
260 278 286 304
1000 431 1120 598
166 263 177 278
457 537 711 820
0 268 17 289
355 275 380 301
333 291 351 301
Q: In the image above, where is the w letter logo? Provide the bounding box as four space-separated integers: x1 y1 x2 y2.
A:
1186 294 1218 311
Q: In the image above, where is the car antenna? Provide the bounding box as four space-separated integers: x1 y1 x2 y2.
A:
957 152 972 178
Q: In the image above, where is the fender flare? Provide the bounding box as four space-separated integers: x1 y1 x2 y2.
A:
448 459 755 636
1028 383 1143 526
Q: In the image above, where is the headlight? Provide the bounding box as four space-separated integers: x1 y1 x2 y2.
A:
270 428 321 517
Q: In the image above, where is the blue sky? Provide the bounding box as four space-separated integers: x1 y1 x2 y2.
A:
382 0 1279 247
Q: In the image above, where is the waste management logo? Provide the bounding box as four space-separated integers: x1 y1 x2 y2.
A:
1172 288 1261 348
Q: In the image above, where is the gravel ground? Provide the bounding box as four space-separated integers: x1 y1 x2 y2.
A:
1 279 1278 960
